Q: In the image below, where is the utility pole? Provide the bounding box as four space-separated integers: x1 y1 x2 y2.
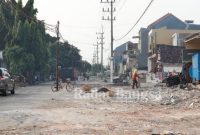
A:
92 45 97 64
97 26 105 78
93 44 99 64
101 0 116 83
92 53 96 64
56 21 60 91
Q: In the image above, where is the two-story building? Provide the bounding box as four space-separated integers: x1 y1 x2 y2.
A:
138 13 200 71
148 28 200 74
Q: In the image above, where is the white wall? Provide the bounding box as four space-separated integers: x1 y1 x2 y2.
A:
163 64 182 72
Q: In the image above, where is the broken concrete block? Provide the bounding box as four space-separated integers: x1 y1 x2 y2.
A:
82 84 92 93
108 90 116 97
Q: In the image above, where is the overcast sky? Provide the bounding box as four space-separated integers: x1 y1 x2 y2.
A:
22 0 200 64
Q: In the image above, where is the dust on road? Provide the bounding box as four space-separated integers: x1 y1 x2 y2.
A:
0 82 200 135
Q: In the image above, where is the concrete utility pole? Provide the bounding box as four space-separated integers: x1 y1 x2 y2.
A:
101 0 116 83
93 44 99 64
92 52 97 64
56 21 60 91
97 26 105 77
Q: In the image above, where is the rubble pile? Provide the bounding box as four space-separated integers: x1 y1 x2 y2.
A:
140 83 200 108
82 84 92 93
76 82 200 109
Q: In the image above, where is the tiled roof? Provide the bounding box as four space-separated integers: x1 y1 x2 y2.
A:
147 13 200 30
148 13 185 29
185 32 200 42
187 24 200 30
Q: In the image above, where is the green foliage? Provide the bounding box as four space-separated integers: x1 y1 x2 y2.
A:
91 64 104 75
80 61 92 73
1 0 49 78
49 41 82 72
0 0 89 83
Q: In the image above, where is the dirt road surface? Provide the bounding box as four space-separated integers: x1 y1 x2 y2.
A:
0 81 200 135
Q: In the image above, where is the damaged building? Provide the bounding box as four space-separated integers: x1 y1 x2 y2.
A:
137 13 200 73
114 41 138 75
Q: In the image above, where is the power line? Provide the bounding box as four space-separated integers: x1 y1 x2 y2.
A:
97 26 105 75
2 1 64 40
61 24 97 29
59 32 65 42
1 0 101 49
115 0 154 41
101 0 116 83
115 0 127 16
115 0 122 6
56 21 60 91
93 44 99 64
4 0 56 28
59 32 94 45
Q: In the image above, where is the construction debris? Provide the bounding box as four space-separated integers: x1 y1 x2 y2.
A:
97 87 110 93
82 84 92 93
108 90 116 97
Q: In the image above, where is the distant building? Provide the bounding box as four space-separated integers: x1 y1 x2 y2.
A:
123 43 138 72
148 29 200 73
138 13 200 70
137 28 149 70
149 28 200 53
114 41 138 75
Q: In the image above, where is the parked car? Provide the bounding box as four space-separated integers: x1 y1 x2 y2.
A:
0 68 15 96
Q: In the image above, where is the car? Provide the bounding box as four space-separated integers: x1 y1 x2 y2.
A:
0 68 15 96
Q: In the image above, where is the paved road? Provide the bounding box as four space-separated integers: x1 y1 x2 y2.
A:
0 82 200 135
0 83 64 110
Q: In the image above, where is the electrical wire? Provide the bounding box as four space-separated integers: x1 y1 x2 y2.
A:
115 0 127 16
2 1 101 48
59 32 65 42
115 0 154 41
115 0 122 6
5 0 56 29
1 0 57 36
59 32 93 45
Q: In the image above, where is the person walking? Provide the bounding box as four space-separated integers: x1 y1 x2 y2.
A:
132 69 139 89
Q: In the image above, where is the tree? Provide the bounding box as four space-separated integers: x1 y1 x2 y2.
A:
80 61 91 73
2 0 49 83
91 64 104 75
1 0 90 84
49 41 82 73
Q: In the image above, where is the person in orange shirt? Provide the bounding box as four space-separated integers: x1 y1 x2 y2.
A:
132 69 139 89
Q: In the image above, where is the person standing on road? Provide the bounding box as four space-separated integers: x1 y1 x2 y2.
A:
132 69 139 89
